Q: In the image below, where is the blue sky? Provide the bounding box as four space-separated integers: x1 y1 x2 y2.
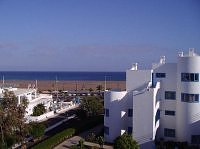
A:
0 0 199 71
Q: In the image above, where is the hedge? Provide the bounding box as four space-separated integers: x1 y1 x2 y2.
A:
32 115 103 149
32 128 75 149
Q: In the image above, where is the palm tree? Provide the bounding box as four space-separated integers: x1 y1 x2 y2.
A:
78 139 84 149
96 85 103 94
97 136 104 149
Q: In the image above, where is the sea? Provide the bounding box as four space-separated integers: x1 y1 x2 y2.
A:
0 71 126 81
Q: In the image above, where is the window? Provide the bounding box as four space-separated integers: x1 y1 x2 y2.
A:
181 93 199 103
191 135 200 144
156 73 166 78
164 128 175 138
155 109 160 124
104 126 109 135
104 109 109 117
181 73 199 82
165 91 176 100
165 110 175 116
128 109 133 117
128 127 132 135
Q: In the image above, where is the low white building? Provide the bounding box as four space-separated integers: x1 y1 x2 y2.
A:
0 87 53 116
104 49 200 147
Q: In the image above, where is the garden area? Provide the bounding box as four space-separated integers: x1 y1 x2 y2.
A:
32 95 104 149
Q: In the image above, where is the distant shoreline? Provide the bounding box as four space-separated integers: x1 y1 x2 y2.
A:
2 80 126 91
0 71 126 81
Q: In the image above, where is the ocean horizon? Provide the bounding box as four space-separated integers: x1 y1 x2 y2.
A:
0 71 126 81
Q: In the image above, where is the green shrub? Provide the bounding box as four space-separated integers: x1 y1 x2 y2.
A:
114 133 139 149
33 128 75 149
32 104 46 116
86 133 96 143
32 115 103 149
29 122 45 139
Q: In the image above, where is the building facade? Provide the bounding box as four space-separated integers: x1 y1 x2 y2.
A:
104 49 200 147
0 87 53 116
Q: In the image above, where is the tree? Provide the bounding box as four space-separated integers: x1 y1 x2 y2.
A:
89 88 93 92
97 136 104 149
114 133 139 149
29 122 45 139
78 139 84 149
96 85 103 93
32 103 46 116
80 96 103 117
0 90 29 148
85 132 96 143
76 109 87 120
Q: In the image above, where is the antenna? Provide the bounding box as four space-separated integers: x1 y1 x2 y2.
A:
104 76 107 91
36 80 38 89
104 76 111 91
56 76 58 101
2 75 4 85
75 81 78 96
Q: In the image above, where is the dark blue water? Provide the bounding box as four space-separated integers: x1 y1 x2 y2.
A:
0 71 126 81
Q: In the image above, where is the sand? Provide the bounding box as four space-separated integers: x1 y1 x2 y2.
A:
3 80 126 91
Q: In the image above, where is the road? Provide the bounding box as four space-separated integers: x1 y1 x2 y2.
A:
45 109 77 136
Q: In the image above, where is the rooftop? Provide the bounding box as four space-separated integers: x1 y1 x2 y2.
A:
178 48 199 57
0 88 35 97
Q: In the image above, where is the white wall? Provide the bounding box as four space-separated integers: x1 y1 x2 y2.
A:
126 69 152 91
132 89 154 144
176 56 200 143
153 63 177 140
26 111 54 123
104 51 200 145
104 91 128 142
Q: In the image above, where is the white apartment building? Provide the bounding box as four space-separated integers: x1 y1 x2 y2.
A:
104 49 200 147
0 87 53 116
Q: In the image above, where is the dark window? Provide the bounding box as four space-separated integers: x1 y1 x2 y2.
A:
156 73 166 78
152 73 156 87
181 73 199 82
155 109 160 125
128 127 132 135
181 93 199 103
164 128 175 138
128 109 133 117
165 91 176 100
104 126 109 135
191 135 200 144
104 109 109 117
165 110 175 116
195 74 199 81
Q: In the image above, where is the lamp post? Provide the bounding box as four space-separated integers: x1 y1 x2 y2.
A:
104 76 111 91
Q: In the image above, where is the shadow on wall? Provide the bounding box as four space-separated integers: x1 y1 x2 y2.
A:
105 91 132 142
190 119 200 144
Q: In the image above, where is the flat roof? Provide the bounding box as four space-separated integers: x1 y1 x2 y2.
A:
12 88 35 96
0 88 35 97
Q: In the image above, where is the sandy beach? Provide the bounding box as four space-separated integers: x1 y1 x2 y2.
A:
3 80 126 91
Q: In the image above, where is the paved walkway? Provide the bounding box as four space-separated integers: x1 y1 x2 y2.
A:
54 125 113 149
